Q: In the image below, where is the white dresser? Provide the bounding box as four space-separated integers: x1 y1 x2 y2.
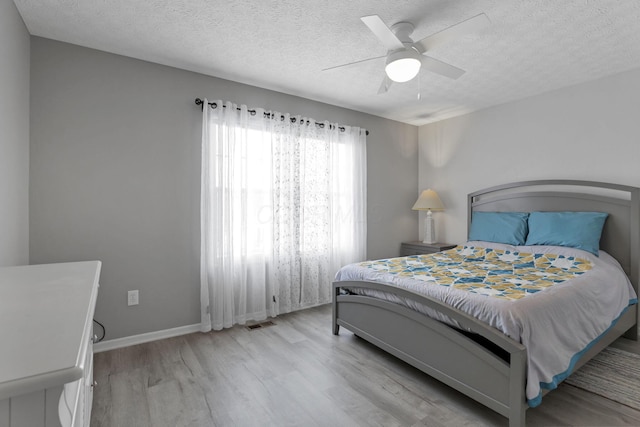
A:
0 261 101 427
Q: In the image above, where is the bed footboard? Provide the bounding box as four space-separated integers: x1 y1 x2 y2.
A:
332 280 528 427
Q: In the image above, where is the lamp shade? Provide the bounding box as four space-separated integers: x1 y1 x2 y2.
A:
412 189 444 211
385 49 422 83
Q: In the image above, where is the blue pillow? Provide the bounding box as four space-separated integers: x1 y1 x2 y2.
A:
524 211 608 256
468 212 529 245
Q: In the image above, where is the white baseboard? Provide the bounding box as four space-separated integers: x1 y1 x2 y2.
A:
94 323 202 353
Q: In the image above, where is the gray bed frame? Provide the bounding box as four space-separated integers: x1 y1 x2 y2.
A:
332 180 639 426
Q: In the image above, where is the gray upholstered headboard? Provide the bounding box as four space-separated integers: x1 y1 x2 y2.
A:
467 180 640 294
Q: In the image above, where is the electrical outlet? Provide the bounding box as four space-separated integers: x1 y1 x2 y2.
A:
128 290 139 306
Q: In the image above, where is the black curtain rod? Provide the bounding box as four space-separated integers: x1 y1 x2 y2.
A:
195 98 369 136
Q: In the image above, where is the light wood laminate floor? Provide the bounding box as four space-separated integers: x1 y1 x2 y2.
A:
92 304 640 427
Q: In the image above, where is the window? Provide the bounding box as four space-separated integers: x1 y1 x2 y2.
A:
200 100 366 331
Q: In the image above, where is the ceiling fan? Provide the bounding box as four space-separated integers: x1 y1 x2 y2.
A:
324 13 490 94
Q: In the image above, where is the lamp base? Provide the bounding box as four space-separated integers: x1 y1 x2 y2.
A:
422 211 436 244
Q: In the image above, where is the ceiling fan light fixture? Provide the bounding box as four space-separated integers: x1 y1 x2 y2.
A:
385 49 421 83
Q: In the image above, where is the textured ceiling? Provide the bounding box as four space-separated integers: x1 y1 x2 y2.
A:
13 0 640 125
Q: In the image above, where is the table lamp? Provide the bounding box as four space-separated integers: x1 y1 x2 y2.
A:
412 189 445 244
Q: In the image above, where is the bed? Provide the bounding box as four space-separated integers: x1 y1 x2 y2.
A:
332 180 639 427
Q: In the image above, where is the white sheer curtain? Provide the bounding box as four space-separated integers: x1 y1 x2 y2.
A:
200 99 367 332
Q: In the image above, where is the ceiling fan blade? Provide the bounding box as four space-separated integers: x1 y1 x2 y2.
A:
377 75 393 94
322 55 386 72
413 13 490 54
420 56 465 80
361 15 405 51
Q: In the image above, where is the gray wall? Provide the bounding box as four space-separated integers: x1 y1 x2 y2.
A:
418 67 640 245
30 37 418 340
0 0 30 266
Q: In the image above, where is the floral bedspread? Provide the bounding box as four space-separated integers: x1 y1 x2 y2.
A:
358 246 592 300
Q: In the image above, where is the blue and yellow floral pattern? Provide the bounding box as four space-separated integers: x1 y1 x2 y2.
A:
359 246 592 300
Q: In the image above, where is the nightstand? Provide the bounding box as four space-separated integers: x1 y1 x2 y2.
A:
400 241 456 256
